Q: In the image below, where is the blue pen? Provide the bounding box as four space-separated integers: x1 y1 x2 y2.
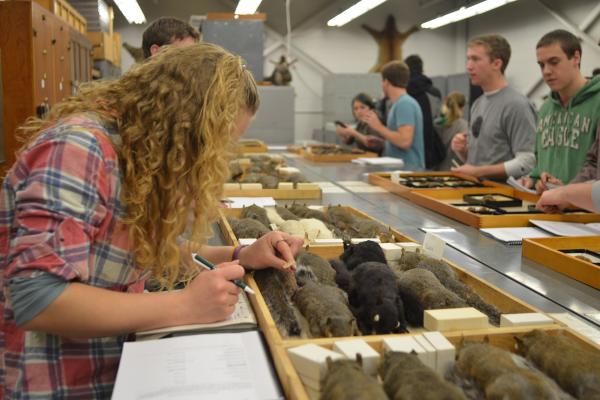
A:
191 252 255 295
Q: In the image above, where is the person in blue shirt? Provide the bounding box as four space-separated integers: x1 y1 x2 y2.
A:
363 60 425 170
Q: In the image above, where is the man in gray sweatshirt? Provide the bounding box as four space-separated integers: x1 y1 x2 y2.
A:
451 34 536 180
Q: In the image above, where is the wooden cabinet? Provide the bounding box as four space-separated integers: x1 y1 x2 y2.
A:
0 0 91 173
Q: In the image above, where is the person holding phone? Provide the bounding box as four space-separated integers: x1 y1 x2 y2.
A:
335 93 385 155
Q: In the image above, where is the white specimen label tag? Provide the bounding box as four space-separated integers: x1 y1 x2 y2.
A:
423 232 445 259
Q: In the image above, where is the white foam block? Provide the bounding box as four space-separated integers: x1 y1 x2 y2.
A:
332 339 380 376
312 238 344 246
277 182 294 190
297 183 320 190
500 313 554 327
413 335 436 370
424 307 488 331
237 238 257 246
308 205 324 210
382 336 426 364
422 331 455 375
397 242 423 252
224 183 241 190
287 344 345 382
350 238 381 244
240 183 263 190
380 242 403 261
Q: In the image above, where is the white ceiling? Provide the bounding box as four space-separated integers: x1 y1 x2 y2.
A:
113 0 466 35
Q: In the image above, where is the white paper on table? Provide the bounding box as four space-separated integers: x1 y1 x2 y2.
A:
345 186 388 193
322 186 348 194
351 157 405 166
113 331 283 400
225 197 277 208
506 176 537 194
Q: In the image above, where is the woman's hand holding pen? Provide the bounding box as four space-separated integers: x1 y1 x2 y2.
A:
238 231 303 271
182 261 244 323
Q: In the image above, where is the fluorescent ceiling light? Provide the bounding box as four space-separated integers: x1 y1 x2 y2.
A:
113 0 146 24
327 0 388 27
235 0 262 15
421 0 518 29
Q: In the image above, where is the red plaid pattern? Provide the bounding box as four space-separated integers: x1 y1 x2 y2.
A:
1 115 145 399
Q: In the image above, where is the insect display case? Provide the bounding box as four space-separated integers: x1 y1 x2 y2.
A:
523 236 600 290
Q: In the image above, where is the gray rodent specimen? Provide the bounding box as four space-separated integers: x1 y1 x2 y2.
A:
228 160 244 180
414 256 501 326
396 268 467 326
275 205 300 220
227 217 269 238
295 251 337 286
350 219 396 242
380 351 468 400
397 249 425 270
239 172 262 183
326 205 356 232
253 268 303 337
286 172 309 186
257 174 279 189
453 341 573 400
515 329 600 400
346 261 409 334
288 203 328 222
292 280 359 337
240 205 271 228
320 355 387 400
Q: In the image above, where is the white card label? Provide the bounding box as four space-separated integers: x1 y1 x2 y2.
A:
423 232 445 259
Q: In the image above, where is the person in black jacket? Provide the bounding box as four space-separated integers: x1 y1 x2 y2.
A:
405 54 445 169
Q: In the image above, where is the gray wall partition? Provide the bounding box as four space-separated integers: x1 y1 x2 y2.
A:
203 19 264 82
244 86 295 145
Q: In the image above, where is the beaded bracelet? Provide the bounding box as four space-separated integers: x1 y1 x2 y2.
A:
231 245 248 261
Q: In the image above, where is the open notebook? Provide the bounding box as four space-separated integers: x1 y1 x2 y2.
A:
136 292 257 340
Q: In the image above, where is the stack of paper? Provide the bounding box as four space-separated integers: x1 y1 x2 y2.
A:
113 331 282 399
351 157 405 166
337 181 388 193
480 227 552 245
529 220 600 237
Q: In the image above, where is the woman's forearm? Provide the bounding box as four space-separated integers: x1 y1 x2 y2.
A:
22 283 188 338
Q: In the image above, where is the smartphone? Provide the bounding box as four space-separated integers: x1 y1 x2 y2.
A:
334 120 348 128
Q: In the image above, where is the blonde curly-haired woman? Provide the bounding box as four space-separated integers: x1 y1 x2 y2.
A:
0 43 302 398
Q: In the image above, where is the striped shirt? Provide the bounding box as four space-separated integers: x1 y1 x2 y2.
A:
1 114 145 399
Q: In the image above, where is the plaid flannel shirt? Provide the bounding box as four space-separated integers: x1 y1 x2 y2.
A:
1 115 145 399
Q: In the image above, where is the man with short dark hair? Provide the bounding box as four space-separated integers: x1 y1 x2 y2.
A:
522 29 600 192
363 61 425 170
451 34 536 179
142 17 200 59
404 54 445 169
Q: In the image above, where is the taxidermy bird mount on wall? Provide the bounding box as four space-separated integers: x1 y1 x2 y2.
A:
266 55 297 85
123 43 144 63
362 15 419 72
